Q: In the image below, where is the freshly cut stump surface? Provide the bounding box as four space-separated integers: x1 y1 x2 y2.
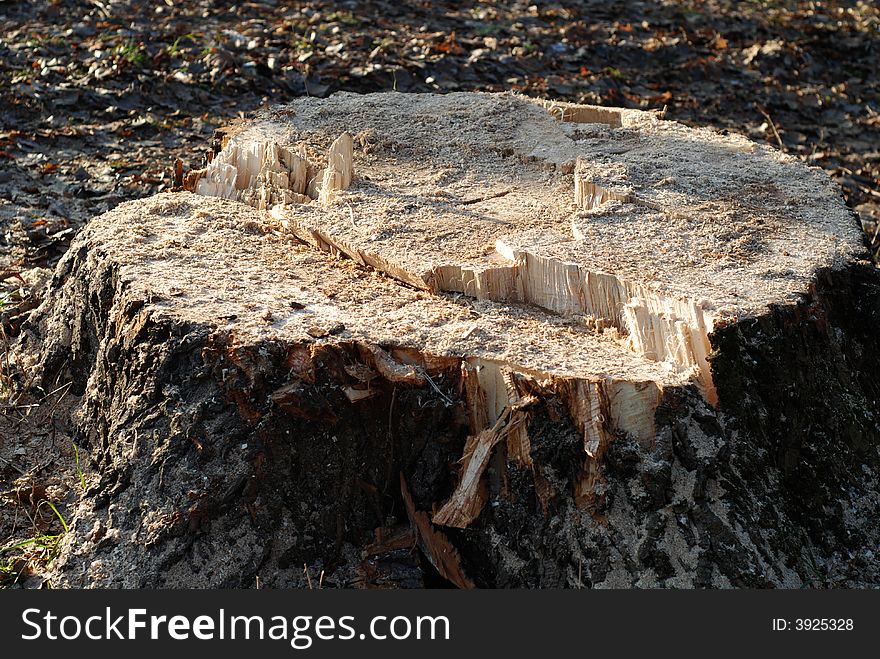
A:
21 93 880 588
193 92 861 403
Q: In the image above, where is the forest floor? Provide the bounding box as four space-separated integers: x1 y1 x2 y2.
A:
0 0 878 586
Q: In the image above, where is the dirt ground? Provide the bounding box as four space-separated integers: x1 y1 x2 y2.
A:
1 0 878 587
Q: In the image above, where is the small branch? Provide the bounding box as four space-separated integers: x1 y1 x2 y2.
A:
420 370 454 407
756 105 786 152
458 189 512 205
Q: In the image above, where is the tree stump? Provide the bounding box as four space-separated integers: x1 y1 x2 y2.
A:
21 92 880 588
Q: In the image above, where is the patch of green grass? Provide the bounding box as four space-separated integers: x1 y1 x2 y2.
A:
25 34 68 49
0 500 68 588
284 20 317 52
371 36 395 50
289 32 312 51
475 23 503 36
114 39 148 66
324 10 360 26
165 33 201 58
73 444 86 491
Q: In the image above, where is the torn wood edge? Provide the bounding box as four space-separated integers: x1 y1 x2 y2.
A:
556 378 613 513
538 99 625 127
399 473 475 589
358 344 426 386
491 238 718 404
193 132 354 207
318 132 354 205
433 396 538 528
433 409 508 529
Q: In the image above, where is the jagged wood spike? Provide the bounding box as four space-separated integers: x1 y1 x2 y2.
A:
318 131 354 205
192 132 353 206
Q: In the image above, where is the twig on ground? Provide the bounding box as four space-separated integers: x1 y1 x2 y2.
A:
0 456 26 475
756 105 786 152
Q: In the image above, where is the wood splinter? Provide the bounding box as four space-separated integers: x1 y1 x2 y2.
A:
433 397 537 529
188 131 354 207
318 132 355 205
